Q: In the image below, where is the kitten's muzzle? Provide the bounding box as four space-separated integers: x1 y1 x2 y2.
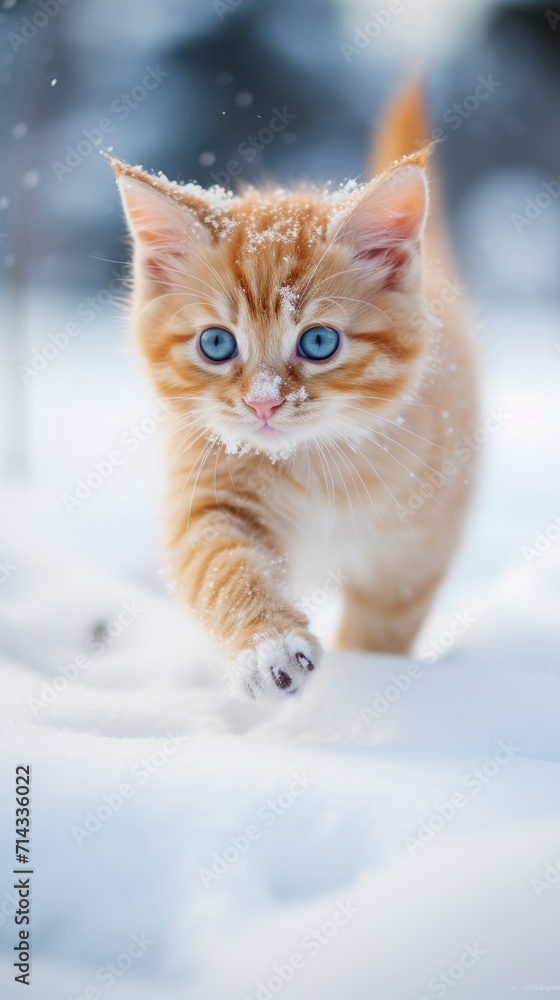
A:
243 396 285 422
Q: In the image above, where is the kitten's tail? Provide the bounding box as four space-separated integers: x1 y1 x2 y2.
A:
370 76 432 175
371 77 476 395
371 77 448 264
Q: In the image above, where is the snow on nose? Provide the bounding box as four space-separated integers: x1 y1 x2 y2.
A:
244 370 284 421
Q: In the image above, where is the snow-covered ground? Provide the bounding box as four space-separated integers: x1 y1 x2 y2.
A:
0 293 559 999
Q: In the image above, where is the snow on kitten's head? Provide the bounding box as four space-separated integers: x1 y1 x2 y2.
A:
111 153 431 458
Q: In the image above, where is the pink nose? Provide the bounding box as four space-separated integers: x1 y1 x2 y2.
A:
244 397 284 421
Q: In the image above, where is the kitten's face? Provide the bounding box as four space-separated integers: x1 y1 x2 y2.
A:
114 158 429 458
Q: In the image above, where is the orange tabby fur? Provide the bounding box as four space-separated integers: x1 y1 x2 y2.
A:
111 82 478 700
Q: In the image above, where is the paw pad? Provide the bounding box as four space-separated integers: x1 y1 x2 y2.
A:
272 668 293 690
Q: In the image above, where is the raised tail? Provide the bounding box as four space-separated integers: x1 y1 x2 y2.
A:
371 78 451 269
371 77 433 176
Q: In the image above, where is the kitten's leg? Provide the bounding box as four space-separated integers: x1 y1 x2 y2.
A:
335 572 443 654
336 450 475 653
168 506 320 700
335 505 468 654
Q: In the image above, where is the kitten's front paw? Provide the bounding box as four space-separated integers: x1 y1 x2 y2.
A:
230 632 321 701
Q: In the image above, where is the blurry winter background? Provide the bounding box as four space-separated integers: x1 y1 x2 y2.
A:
0 0 559 998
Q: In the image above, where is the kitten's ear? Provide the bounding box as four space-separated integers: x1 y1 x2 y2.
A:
109 158 211 293
333 163 428 289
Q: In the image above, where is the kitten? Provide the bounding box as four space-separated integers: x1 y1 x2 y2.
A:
110 83 478 701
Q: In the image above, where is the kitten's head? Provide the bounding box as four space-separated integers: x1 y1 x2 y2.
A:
112 153 431 459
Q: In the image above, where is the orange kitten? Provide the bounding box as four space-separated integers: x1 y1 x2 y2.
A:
111 84 478 700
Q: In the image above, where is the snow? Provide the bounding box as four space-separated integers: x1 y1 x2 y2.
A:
247 370 282 402
286 386 308 403
279 284 299 316
21 169 40 189
0 296 559 998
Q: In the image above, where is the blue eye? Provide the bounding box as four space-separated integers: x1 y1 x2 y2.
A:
199 327 238 362
297 326 340 361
